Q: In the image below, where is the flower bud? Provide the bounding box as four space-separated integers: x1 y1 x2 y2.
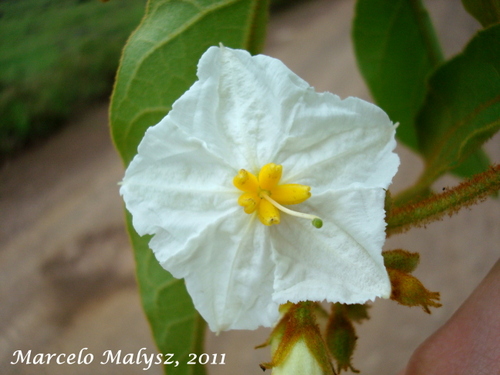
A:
388 269 441 313
382 249 420 273
383 249 441 313
260 302 334 375
326 303 360 374
272 338 327 375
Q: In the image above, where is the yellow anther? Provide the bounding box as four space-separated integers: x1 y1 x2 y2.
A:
233 163 322 228
238 193 258 214
258 163 282 190
258 198 280 226
233 169 259 193
271 184 311 205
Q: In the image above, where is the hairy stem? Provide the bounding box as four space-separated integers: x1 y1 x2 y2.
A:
387 164 500 236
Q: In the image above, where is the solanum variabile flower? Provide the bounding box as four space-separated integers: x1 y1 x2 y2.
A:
120 45 399 332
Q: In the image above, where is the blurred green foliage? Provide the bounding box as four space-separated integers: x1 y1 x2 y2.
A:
0 0 147 155
353 0 496 190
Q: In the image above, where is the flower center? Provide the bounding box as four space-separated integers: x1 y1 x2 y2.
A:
233 163 322 228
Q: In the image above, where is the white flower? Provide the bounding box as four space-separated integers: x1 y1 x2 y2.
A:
120 45 399 333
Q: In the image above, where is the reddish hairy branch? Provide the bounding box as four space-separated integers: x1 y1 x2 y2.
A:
386 164 500 236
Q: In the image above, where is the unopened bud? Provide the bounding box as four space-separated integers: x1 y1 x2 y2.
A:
383 249 420 273
326 303 360 374
272 338 326 375
259 302 334 375
388 269 441 313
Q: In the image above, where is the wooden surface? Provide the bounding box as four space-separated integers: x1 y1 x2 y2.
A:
1 1 499 374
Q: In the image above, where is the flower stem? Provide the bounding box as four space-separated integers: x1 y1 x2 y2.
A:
386 164 500 236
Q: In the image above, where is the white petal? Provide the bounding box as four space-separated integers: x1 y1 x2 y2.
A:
168 46 313 171
122 116 279 331
270 189 391 304
276 94 399 192
153 215 279 332
121 116 236 251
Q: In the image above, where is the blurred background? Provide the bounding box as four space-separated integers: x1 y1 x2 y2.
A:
0 0 147 156
1 0 498 374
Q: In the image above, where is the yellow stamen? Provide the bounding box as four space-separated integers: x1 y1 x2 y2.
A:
270 184 311 205
258 163 282 190
233 169 259 193
233 163 322 228
238 192 259 214
258 198 280 226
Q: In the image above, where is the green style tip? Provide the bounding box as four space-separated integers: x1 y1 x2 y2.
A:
312 218 323 229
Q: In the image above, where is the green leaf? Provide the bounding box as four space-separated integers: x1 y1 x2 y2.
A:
126 212 206 374
417 25 500 182
462 0 500 28
449 147 490 178
352 0 443 151
353 0 490 184
111 0 269 165
110 1 270 374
